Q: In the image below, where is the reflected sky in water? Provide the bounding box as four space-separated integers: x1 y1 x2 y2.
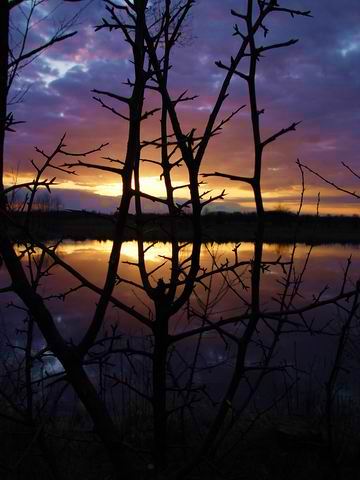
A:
1 240 359 339
0 240 359 403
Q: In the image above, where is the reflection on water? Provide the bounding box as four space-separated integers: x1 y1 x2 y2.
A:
1 240 359 339
43 240 360 323
0 240 359 406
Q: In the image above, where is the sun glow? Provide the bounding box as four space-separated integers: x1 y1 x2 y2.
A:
4 173 180 199
4 172 358 216
94 176 188 198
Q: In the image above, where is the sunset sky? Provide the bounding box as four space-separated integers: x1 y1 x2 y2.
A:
6 0 360 214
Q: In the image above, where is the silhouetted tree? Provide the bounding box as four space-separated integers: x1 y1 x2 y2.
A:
0 2 359 480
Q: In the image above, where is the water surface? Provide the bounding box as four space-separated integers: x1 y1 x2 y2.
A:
1 240 359 407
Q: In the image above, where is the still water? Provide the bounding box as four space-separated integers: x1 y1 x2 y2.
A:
1 240 359 408
5 240 356 334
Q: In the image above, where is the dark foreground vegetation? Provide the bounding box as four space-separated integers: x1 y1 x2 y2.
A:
2 410 360 480
7 210 360 244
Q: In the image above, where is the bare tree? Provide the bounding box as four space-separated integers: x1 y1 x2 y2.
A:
0 2 359 480
0 1 133 477
299 160 360 200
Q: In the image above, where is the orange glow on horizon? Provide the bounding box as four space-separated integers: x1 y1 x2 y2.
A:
4 172 358 216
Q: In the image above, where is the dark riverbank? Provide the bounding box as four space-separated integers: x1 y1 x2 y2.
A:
7 210 360 244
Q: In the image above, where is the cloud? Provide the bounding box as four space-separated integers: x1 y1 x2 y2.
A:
6 0 360 214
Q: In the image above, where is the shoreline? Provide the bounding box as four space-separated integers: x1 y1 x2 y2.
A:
7 210 360 245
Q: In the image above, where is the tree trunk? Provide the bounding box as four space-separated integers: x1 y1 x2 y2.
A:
152 313 169 471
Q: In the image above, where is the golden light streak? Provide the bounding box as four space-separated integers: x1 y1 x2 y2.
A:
4 173 358 216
